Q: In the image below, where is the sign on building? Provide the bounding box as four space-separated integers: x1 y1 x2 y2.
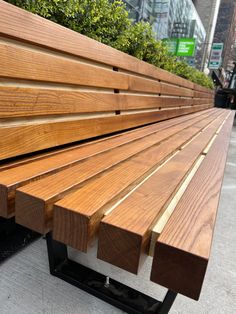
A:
208 43 224 69
176 38 196 57
163 38 196 57
163 38 178 54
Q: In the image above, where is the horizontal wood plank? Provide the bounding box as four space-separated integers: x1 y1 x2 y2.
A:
150 111 235 300
0 105 212 160
194 90 213 98
160 83 194 97
0 86 213 118
97 111 228 274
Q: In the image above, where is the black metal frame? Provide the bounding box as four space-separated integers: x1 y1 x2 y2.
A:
46 233 177 314
0 217 40 263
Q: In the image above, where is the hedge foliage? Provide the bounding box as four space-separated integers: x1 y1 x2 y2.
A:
7 0 214 89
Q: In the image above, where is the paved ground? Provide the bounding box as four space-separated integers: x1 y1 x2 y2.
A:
0 118 235 314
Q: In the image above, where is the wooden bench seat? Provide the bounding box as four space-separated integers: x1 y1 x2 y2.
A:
0 1 234 310
150 112 234 300
15 108 218 233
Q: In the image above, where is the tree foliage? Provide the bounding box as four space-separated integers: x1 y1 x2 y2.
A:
7 0 214 89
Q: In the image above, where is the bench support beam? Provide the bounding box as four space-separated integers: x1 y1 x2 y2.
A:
46 232 177 314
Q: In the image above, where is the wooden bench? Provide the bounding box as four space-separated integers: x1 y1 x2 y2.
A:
0 1 234 313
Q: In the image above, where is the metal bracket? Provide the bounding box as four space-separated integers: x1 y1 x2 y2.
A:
46 232 177 314
0 217 39 263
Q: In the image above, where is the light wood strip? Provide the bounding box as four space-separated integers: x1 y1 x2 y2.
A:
0 105 211 160
14 109 216 232
52 111 223 251
0 0 208 91
149 155 205 257
0 109 213 217
150 111 235 300
97 111 228 274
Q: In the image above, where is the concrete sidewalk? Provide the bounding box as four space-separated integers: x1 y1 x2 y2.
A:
0 119 235 314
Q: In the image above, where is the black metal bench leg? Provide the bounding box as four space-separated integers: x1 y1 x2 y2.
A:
46 232 177 314
157 290 177 314
0 217 39 263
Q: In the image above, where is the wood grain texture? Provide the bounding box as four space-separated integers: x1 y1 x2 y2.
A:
0 43 164 94
192 98 214 106
97 111 229 274
150 112 235 300
0 0 204 91
0 86 215 119
15 110 217 232
0 87 202 118
160 83 194 97
194 90 212 99
149 155 205 256
52 111 222 251
0 105 211 160
1 110 211 218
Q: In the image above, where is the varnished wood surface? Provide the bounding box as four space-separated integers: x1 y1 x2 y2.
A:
0 0 208 92
160 83 193 97
0 105 212 160
52 110 222 251
0 86 210 118
97 111 229 274
0 43 162 93
1 109 213 218
150 111 235 300
0 1 214 161
15 110 215 233
0 3 229 300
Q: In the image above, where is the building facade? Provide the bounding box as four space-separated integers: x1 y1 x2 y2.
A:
123 0 206 69
193 0 221 72
214 0 236 71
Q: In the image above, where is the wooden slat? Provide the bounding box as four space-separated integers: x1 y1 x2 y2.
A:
0 87 202 118
0 43 164 94
192 98 213 106
14 109 216 233
150 112 234 300
0 109 211 170
52 111 223 252
194 84 214 94
149 154 205 256
160 83 194 97
1 110 212 217
0 0 207 91
97 111 228 274
194 90 213 99
0 105 212 160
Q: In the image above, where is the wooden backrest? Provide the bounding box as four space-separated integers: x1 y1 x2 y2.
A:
0 0 214 160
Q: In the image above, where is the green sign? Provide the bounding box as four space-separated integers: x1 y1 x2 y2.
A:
176 38 196 57
163 38 178 55
163 38 196 57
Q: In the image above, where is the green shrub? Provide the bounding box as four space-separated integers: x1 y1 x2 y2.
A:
6 0 214 89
